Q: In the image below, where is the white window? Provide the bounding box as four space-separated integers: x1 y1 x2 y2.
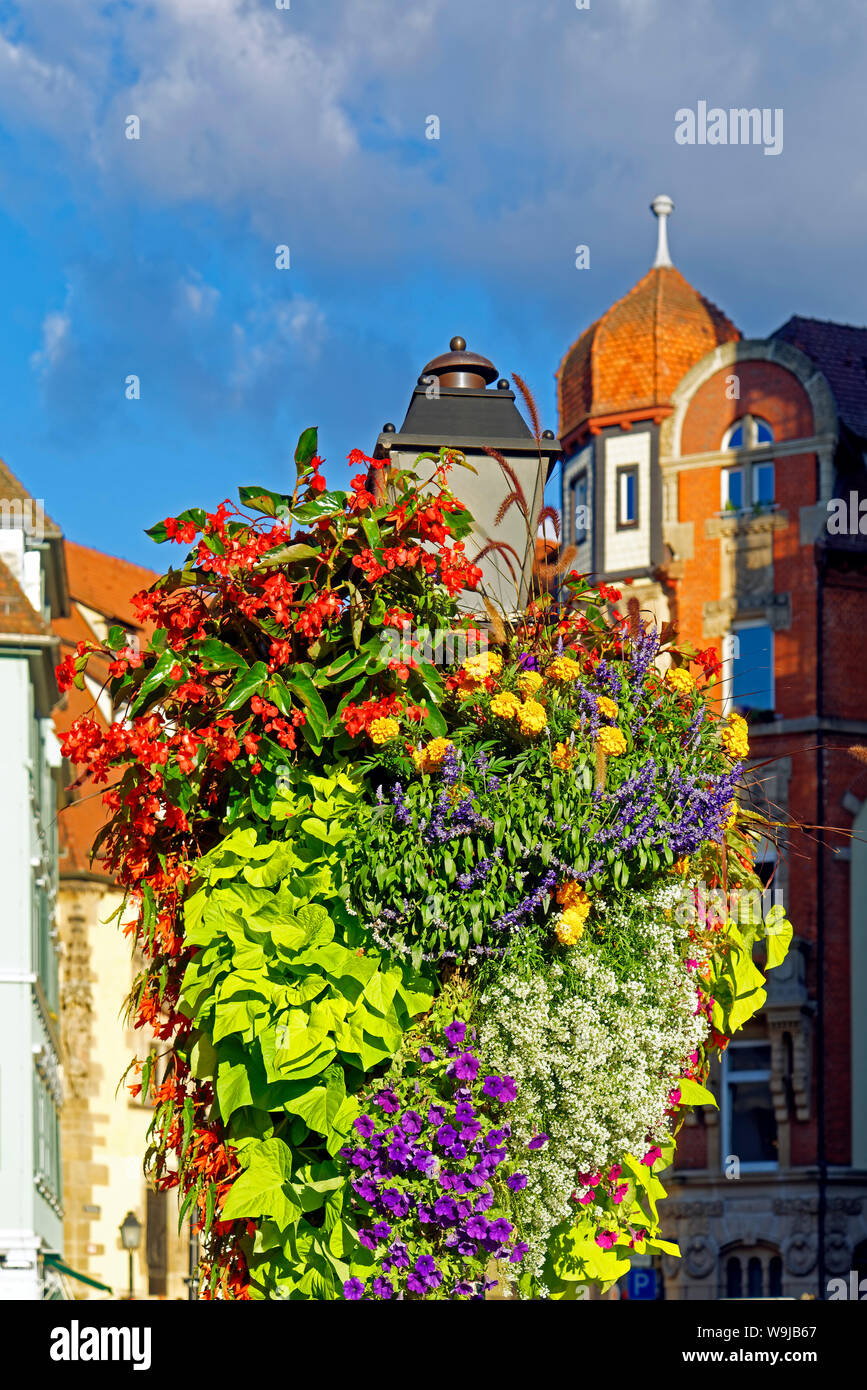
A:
721 415 775 511
722 622 774 718
721 1040 778 1172
617 465 638 529
570 471 589 545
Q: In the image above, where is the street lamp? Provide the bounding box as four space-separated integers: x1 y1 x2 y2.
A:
119 1211 142 1300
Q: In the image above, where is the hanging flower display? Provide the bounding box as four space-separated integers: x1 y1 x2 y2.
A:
57 426 792 1300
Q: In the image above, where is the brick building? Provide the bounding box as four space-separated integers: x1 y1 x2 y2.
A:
558 198 867 1299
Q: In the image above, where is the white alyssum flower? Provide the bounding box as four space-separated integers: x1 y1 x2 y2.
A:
478 882 709 1277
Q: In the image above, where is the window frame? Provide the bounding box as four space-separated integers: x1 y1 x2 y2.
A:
570 469 589 546
721 620 775 719
615 464 639 531
721 415 776 513
721 1039 779 1174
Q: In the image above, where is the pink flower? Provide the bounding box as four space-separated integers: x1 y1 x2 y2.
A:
686 958 698 971
612 1183 629 1205
578 1190 595 1205
668 1087 682 1105
607 1164 622 1182
595 1229 617 1250
642 1146 662 1167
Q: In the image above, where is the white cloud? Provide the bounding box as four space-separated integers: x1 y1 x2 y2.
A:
30 310 71 373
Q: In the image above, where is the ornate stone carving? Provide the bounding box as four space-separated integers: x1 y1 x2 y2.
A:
684 1233 718 1279
783 1231 817 1276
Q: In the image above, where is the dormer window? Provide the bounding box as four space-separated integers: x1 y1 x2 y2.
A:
721 415 775 511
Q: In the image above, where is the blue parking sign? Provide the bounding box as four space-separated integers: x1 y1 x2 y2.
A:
626 1268 657 1300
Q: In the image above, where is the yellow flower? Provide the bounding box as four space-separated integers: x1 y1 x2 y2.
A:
723 800 738 830
463 650 502 681
556 905 589 946
546 655 582 683
672 857 691 876
665 667 695 696
412 736 453 772
517 670 544 696
551 741 573 771
490 691 521 720
370 717 399 745
516 699 548 735
597 726 627 757
721 713 749 760
596 695 618 721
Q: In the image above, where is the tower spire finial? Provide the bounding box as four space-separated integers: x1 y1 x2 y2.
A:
651 194 674 268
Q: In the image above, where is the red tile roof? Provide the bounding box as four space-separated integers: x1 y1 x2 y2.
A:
0 555 54 638
558 266 740 443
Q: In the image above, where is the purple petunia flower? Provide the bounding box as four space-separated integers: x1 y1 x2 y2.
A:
509 1242 529 1263
528 1133 549 1150
434 1196 457 1223
453 1280 474 1297
372 1221 391 1240
488 1217 513 1243
453 1052 480 1081
474 1190 494 1212
358 1228 377 1251
444 1020 467 1046
373 1088 400 1114
399 1109 424 1136
466 1214 488 1240
482 1075 503 1100
372 1276 394 1300
507 1173 528 1192
497 1076 518 1103
418 1045 436 1064
454 1100 476 1123
435 1123 458 1148
354 1114 376 1139
427 1104 447 1126
406 1272 427 1295
387 1138 412 1164
412 1147 436 1175
343 1277 365 1300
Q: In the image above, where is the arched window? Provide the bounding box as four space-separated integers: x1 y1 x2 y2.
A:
747 1257 763 1298
726 1257 743 1299
769 1256 783 1298
721 415 775 511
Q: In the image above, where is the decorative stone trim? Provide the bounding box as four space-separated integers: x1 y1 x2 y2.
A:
660 338 839 476
705 510 790 541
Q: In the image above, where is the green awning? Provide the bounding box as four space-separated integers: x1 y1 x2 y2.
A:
43 1253 113 1295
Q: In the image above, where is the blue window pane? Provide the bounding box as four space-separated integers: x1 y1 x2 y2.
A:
573 473 588 543
754 463 774 504
732 625 774 713
724 468 744 509
625 473 635 520
728 424 744 448
756 420 774 444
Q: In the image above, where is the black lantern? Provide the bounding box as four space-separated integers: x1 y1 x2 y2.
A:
119 1211 142 1300
373 337 561 613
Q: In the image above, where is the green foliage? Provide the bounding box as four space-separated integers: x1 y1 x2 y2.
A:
177 768 434 1298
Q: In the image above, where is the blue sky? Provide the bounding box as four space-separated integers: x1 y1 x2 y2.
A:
1 0 866 567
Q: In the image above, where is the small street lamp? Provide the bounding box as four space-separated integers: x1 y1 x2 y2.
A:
119 1211 142 1300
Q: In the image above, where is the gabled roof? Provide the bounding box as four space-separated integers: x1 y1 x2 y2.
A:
0 554 54 639
772 316 867 439
0 455 62 534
